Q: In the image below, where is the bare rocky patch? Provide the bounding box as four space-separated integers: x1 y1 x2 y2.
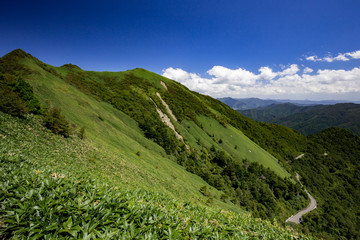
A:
156 92 177 121
160 81 168 91
155 107 183 141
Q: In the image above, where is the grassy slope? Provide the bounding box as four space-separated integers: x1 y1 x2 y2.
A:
20 54 290 182
20 57 230 208
12 53 310 220
3 49 315 217
0 112 314 239
117 67 290 178
196 116 289 178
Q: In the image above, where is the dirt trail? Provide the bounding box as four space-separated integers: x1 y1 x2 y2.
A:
286 174 317 224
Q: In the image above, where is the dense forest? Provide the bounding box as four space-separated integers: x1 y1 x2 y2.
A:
296 128 360 239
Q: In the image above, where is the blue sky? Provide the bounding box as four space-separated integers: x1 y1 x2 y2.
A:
1 0 360 100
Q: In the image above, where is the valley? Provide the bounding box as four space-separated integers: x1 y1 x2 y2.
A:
232 100 360 136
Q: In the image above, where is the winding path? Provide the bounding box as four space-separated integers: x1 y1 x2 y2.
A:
286 174 317 224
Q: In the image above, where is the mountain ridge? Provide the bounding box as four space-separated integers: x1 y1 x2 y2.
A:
218 97 359 110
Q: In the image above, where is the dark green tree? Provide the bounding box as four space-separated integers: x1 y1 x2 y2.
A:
43 107 70 137
13 77 42 114
0 87 28 117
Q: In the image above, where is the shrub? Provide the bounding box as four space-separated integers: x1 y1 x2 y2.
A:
206 196 214 205
199 185 210 197
78 126 86 139
0 74 35 117
43 107 70 137
13 77 42 114
0 87 28 117
220 193 229 202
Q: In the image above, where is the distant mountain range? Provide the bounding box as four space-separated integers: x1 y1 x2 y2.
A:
218 97 360 110
237 102 360 136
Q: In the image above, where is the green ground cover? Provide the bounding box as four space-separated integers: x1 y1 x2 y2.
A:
0 114 314 239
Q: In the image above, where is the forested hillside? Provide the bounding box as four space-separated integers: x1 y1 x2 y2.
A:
238 103 323 122
238 103 360 136
292 128 360 239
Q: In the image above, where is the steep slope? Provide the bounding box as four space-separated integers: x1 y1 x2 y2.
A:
1 52 227 205
0 49 309 222
0 112 314 239
0 50 235 209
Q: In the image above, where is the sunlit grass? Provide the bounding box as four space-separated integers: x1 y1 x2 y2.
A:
0 114 314 239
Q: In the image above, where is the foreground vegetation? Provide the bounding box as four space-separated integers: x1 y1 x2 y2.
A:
0 112 313 239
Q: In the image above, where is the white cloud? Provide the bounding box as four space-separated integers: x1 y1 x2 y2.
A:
207 66 258 86
306 55 321 62
279 64 299 75
333 53 349 61
346 50 360 59
303 67 313 73
162 65 360 100
258 66 277 80
306 50 359 62
162 67 191 83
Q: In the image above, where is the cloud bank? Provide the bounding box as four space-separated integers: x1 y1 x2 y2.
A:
162 65 360 100
306 50 360 62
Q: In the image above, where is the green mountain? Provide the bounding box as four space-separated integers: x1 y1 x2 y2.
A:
238 103 360 136
1 49 359 239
